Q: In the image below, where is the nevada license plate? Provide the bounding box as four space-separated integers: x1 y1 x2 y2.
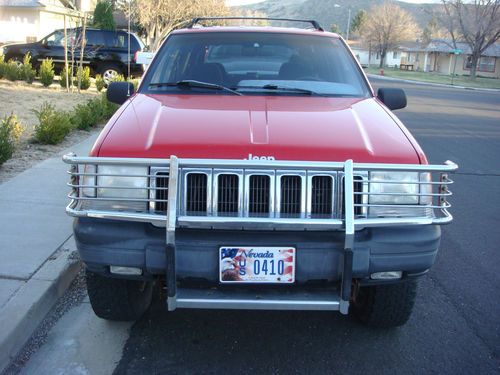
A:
219 247 296 283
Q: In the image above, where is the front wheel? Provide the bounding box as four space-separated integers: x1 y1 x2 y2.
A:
98 63 122 85
85 269 154 321
350 280 418 328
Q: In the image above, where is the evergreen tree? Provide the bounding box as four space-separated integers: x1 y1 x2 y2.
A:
92 0 116 31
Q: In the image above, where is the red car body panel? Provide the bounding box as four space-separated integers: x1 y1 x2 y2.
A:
92 93 421 164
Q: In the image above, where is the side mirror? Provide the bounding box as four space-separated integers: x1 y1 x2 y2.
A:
377 88 407 110
107 82 135 105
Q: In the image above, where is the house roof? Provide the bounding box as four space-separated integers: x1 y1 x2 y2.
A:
0 0 43 6
0 0 75 8
407 39 500 57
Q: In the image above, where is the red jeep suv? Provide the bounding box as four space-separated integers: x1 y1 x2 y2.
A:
64 18 457 328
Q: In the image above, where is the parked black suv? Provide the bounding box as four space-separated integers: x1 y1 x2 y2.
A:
1 27 145 82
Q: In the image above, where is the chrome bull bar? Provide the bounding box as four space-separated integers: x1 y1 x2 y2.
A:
63 154 458 313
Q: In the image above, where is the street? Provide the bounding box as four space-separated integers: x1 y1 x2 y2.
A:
16 79 500 375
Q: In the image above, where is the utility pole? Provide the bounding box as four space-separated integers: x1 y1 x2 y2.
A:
346 8 351 41
63 15 69 93
77 12 87 93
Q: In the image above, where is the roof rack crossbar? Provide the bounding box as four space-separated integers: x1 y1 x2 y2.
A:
188 17 324 31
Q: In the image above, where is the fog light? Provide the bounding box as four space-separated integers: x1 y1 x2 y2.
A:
110 266 143 276
370 271 402 280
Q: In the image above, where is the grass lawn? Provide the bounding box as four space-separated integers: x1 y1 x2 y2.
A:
363 67 500 90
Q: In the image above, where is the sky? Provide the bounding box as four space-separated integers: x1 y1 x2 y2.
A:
225 0 442 6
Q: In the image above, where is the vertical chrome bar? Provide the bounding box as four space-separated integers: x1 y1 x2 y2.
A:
344 160 355 249
166 155 179 311
341 159 355 315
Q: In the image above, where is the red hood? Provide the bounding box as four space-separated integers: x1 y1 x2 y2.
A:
95 93 421 163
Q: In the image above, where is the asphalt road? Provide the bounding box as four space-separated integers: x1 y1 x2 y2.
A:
17 79 500 375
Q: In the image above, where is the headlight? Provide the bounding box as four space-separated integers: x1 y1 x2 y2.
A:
369 171 419 204
368 171 432 218
97 165 148 199
80 165 149 211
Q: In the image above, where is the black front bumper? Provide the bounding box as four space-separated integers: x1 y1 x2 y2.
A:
74 218 441 283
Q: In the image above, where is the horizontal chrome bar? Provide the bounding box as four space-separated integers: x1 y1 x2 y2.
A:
176 297 341 311
63 154 458 173
66 206 167 225
353 191 452 197
69 172 164 178
63 154 171 166
68 194 167 203
68 183 168 191
175 287 341 311
354 202 451 209
362 179 454 185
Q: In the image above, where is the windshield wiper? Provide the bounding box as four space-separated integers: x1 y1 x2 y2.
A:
238 84 323 96
149 80 243 96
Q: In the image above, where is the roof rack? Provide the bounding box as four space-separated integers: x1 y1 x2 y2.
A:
188 17 324 31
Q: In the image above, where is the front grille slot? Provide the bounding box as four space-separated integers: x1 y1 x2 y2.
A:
353 176 364 216
154 172 169 213
342 175 365 217
186 173 208 214
249 175 270 215
311 176 333 217
217 174 239 214
280 175 301 216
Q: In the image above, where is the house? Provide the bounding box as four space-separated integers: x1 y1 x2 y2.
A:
349 40 412 68
0 0 94 44
405 39 500 78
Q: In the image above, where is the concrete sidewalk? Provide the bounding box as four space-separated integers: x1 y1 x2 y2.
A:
0 133 98 372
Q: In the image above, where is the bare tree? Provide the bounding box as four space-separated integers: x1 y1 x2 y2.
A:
134 0 228 50
439 1 500 79
360 2 419 68
421 17 449 44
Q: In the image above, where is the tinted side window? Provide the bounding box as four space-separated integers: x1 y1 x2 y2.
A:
86 30 106 46
130 36 140 51
105 32 127 48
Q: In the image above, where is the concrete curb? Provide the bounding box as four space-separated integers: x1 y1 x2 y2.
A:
367 73 500 92
0 236 81 373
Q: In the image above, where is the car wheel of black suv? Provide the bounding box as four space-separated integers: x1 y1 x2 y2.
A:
98 63 123 85
85 269 154 321
350 279 418 328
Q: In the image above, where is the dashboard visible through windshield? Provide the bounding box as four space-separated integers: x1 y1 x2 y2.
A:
142 32 370 97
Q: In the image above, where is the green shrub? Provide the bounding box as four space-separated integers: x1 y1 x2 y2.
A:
74 66 91 90
39 58 55 87
20 53 36 84
0 55 5 79
0 114 24 165
129 78 140 91
95 74 105 92
111 74 125 83
71 100 100 130
99 92 119 119
32 102 73 144
4 60 21 81
60 66 74 88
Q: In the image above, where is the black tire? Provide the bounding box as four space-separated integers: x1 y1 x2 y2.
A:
351 280 418 328
85 269 154 321
98 63 123 85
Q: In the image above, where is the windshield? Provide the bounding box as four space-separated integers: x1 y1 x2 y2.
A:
141 32 370 97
